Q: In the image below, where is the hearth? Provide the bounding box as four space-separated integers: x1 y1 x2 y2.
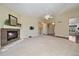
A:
0 28 20 46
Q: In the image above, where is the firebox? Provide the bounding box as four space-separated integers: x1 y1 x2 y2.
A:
7 31 18 41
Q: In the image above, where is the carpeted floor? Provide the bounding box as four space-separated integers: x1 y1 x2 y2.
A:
0 35 79 56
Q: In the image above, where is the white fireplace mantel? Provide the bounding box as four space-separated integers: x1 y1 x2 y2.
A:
3 25 21 29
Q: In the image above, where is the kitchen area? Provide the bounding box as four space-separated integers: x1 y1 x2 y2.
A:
69 17 79 43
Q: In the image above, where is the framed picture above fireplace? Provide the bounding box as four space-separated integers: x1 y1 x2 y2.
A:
9 14 17 26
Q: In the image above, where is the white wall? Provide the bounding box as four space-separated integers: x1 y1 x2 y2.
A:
20 16 39 38
55 7 79 37
0 5 22 48
0 5 21 28
1 4 79 39
0 5 40 39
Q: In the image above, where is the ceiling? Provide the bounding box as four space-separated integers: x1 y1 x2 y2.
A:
1 3 79 18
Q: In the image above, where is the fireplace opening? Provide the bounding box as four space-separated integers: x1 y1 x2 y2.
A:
7 31 18 41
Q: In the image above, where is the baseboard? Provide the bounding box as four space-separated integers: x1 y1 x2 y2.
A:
54 35 69 39
43 34 68 39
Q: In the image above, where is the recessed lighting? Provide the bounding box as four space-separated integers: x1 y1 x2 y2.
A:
52 22 55 25
44 14 53 20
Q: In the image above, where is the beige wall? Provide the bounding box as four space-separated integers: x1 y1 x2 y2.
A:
20 16 39 38
0 5 26 39
55 7 79 37
0 5 22 28
0 5 22 48
0 5 40 39
1 4 79 39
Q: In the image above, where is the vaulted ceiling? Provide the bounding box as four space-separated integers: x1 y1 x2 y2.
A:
1 3 79 18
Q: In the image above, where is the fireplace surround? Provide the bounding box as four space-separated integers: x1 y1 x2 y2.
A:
0 28 20 46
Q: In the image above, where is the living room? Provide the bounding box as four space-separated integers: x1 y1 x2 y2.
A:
0 3 79 56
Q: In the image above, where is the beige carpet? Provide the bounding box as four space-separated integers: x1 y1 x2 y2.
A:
0 35 79 56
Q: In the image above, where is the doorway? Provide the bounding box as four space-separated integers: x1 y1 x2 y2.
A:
38 19 55 36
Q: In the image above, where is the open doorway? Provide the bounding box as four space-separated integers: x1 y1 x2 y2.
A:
38 19 55 36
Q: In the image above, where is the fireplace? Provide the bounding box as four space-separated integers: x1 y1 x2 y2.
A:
0 28 20 46
7 31 18 41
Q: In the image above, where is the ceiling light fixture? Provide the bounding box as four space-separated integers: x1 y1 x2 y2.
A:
44 14 53 20
52 22 55 25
